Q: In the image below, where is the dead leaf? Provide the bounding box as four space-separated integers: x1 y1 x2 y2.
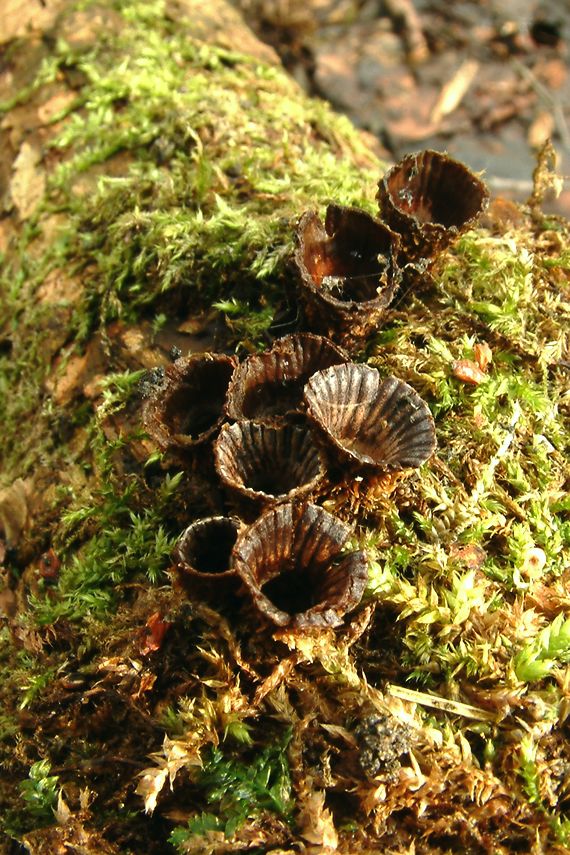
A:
45 338 105 405
36 268 83 305
528 111 555 149
136 766 169 815
298 790 338 850
139 611 172 655
536 57 567 90
137 735 204 813
451 359 487 385
132 671 157 699
37 90 76 125
10 142 46 219
449 543 487 570
0 0 62 44
431 59 479 125
46 352 90 405
386 108 439 142
320 723 358 747
473 342 493 372
253 654 300 706
0 477 32 547
55 791 72 826
0 585 18 619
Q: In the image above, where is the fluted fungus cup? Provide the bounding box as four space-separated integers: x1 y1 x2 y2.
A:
142 353 236 458
214 420 325 509
376 149 489 262
226 333 347 425
304 363 437 477
173 516 240 596
232 503 368 629
294 204 401 346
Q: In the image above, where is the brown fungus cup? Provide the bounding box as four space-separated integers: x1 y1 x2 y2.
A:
226 333 347 425
294 204 401 346
172 516 240 595
304 363 436 476
142 353 236 458
232 502 368 629
214 420 325 508
376 149 489 262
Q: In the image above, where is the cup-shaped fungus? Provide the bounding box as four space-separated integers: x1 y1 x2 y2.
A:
226 333 347 425
232 503 368 628
214 421 325 508
304 363 436 476
294 204 401 346
143 353 236 456
376 150 489 262
173 516 240 594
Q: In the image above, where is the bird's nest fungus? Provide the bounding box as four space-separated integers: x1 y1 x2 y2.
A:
143 149 486 632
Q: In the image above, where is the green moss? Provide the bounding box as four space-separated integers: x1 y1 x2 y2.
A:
169 730 293 847
29 374 182 624
361 222 569 696
35 1 381 336
0 0 383 488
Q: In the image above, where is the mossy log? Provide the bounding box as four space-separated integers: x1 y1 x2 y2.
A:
0 2 569 853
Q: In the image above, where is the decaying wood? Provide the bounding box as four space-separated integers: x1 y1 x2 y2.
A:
1 1 569 854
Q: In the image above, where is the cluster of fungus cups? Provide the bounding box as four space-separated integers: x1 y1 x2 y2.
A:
144 337 436 630
295 149 489 346
143 150 487 631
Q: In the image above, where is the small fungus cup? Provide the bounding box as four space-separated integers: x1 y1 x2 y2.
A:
173 515 240 595
294 204 401 346
232 502 368 629
304 363 437 476
226 333 347 425
376 149 489 262
214 420 325 508
143 353 236 457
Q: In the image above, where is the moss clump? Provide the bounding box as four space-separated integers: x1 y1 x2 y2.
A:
40 0 381 330
0 0 382 484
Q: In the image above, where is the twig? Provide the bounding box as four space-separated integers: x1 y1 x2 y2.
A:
386 683 497 721
383 0 429 64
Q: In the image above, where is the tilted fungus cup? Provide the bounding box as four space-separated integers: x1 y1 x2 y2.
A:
225 333 348 425
142 353 236 457
232 503 368 629
214 420 325 508
376 149 489 262
304 363 437 476
172 516 240 595
294 204 401 346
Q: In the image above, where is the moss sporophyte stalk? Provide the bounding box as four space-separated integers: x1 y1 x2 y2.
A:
0 0 569 851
